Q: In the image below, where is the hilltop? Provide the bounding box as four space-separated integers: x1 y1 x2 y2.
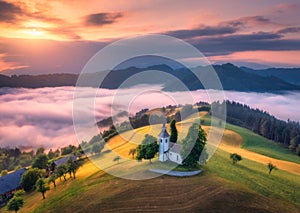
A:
2 113 300 212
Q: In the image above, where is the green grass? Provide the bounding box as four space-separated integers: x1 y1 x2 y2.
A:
2 149 300 212
16 149 300 212
207 148 300 206
225 123 300 164
201 114 300 164
2 114 300 212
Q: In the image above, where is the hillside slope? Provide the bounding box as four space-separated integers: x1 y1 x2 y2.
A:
4 149 299 213
2 118 300 212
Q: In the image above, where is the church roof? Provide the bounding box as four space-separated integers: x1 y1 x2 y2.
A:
169 142 181 154
159 123 169 138
53 154 76 166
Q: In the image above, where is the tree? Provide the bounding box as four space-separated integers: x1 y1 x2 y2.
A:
128 148 136 159
54 164 68 181
47 149 55 160
67 158 79 179
20 168 41 192
113 156 121 164
267 162 277 175
54 149 60 158
92 142 104 155
289 135 300 153
35 178 50 199
296 144 300 156
6 196 24 213
32 154 48 169
48 175 57 188
230 153 242 165
36 147 45 156
170 119 178 143
145 142 159 163
181 123 208 167
14 190 25 197
61 145 77 155
1 169 8 176
136 135 158 163
75 145 85 159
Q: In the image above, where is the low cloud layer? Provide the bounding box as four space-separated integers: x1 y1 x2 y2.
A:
0 86 299 150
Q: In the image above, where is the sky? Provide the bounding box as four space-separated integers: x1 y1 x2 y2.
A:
0 0 300 74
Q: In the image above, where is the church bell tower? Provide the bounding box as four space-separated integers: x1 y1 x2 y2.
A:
158 123 170 162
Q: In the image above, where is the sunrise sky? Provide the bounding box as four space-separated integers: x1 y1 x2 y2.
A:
1 0 300 74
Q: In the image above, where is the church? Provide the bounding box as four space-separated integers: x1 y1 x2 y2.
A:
158 123 183 164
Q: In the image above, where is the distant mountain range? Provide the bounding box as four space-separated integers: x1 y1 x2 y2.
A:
240 66 300 86
0 63 299 93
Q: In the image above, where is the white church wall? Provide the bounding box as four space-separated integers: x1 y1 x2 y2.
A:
169 151 183 164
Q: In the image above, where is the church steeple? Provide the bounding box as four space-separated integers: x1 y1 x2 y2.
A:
158 123 170 162
159 123 169 138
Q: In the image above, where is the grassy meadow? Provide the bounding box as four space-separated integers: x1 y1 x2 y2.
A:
2 113 300 212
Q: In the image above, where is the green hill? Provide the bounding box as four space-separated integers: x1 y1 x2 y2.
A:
2 116 300 212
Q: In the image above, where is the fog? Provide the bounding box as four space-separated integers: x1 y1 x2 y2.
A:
0 86 299 149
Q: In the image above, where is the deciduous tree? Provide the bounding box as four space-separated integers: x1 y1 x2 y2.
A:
181 123 207 167
230 153 242 165
36 178 50 199
267 162 277 175
67 158 80 179
20 168 41 192
48 175 57 188
55 164 68 181
113 156 121 164
32 154 48 169
6 196 24 213
136 135 158 163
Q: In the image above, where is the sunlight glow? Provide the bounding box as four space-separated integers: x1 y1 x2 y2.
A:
29 28 44 36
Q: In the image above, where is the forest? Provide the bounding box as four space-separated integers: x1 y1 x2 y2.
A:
212 101 300 156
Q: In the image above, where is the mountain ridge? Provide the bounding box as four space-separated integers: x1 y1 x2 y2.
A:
0 63 299 93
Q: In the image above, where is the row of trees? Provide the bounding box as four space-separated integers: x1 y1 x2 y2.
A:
212 101 300 156
6 157 80 212
79 124 119 156
21 157 80 192
0 143 84 173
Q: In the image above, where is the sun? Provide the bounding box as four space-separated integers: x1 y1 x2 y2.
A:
29 28 43 36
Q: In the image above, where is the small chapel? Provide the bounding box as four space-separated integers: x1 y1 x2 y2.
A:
158 123 183 164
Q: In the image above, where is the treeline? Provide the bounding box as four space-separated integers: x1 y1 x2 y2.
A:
212 101 300 155
80 125 119 154
0 145 81 173
0 148 35 172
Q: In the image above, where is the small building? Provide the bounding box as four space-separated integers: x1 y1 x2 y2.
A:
0 168 27 205
158 124 183 164
49 154 77 172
